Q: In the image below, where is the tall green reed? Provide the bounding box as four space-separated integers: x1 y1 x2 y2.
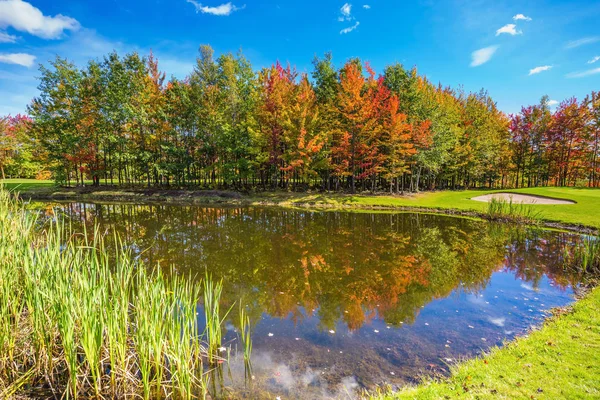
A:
239 303 253 383
0 189 247 398
486 197 542 223
563 234 600 277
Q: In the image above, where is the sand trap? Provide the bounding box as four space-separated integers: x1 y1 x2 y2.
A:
471 193 575 205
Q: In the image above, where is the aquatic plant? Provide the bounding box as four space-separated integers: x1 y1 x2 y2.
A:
486 197 542 223
239 304 253 364
239 303 253 382
563 234 600 277
0 189 248 398
204 276 232 366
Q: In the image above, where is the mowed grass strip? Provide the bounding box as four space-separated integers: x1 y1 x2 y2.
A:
0 178 55 190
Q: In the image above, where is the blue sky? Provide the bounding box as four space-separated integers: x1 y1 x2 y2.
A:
0 0 599 116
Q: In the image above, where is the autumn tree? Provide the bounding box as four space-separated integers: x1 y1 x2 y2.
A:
256 62 296 188
546 98 590 186
0 115 15 179
280 75 326 187
331 61 382 193
585 92 600 187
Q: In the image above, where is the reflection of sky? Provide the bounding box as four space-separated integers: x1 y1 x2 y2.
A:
213 272 574 399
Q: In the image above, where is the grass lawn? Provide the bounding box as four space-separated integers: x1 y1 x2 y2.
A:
370 286 600 400
0 178 55 191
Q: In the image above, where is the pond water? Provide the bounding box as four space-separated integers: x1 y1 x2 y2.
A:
46 203 583 399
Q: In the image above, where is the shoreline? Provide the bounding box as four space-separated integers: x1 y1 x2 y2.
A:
17 186 598 235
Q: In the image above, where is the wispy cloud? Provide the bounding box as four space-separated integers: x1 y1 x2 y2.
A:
0 53 36 68
340 21 360 34
566 67 600 78
186 1 243 16
566 37 600 49
363 5 370 9
547 100 559 106
0 31 18 43
339 3 352 21
0 0 79 39
588 56 600 64
496 24 522 36
513 14 532 22
529 65 552 75
470 45 498 67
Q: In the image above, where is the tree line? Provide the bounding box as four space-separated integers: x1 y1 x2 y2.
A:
1 45 598 191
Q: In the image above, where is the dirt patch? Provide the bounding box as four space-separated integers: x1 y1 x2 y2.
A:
471 193 575 205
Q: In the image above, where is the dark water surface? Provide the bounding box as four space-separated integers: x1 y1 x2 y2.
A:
47 203 583 399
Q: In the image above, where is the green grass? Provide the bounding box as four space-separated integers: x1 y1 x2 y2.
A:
370 286 600 400
0 178 55 190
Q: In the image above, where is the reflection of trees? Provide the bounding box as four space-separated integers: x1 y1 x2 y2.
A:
53 204 578 330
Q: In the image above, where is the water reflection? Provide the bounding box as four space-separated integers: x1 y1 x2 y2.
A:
48 203 582 398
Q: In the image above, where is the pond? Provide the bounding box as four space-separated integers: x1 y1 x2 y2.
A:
46 202 583 399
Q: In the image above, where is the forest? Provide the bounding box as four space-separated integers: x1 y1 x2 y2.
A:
0 45 599 192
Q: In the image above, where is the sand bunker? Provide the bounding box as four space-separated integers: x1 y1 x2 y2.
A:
471 193 575 205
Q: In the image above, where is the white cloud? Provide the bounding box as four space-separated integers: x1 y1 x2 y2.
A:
0 53 36 67
340 21 360 34
496 24 522 36
588 56 600 64
566 37 600 49
470 45 498 67
513 14 532 22
547 100 559 106
339 3 352 21
529 65 552 75
0 0 79 39
363 5 371 9
566 67 600 78
0 31 18 43
186 1 243 16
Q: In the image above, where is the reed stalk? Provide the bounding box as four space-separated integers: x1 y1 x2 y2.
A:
0 188 249 398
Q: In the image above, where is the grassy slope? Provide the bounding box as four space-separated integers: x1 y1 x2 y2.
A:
373 287 600 400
